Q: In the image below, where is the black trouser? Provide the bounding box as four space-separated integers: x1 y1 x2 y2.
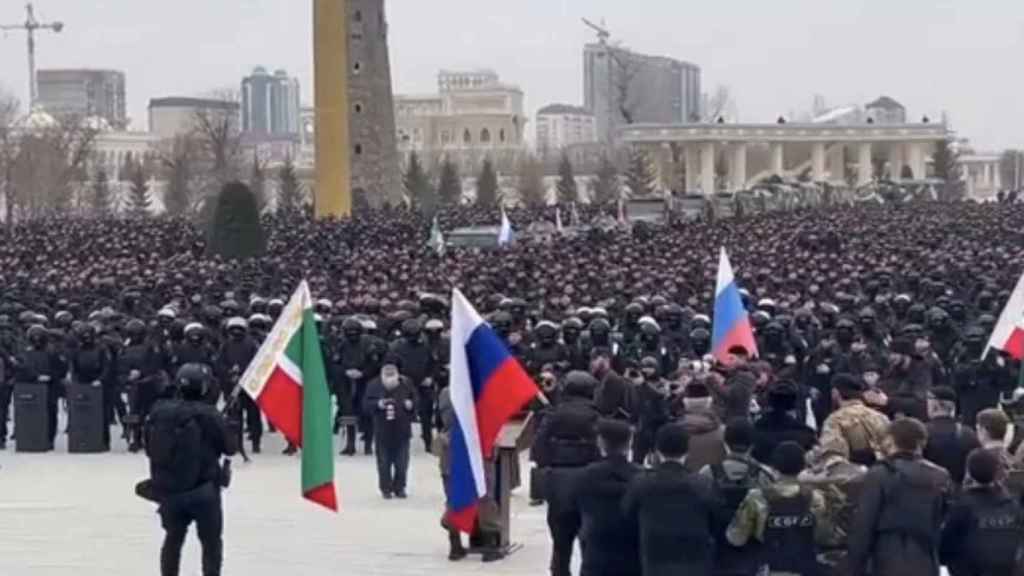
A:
159 486 223 576
632 430 656 465
0 383 12 442
416 384 435 450
126 382 158 447
355 381 373 446
374 435 410 494
241 394 263 444
546 507 580 576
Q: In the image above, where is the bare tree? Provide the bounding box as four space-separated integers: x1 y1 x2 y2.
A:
698 85 735 123
160 135 198 216
516 153 547 208
10 112 98 218
191 89 242 205
0 89 19 223
608 47 642 126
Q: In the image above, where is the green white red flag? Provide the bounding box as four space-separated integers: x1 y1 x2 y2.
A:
240 281 337 511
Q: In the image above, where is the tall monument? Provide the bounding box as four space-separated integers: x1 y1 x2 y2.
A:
314 0 402 218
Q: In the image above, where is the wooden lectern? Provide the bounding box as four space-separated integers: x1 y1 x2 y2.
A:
491 413 538 554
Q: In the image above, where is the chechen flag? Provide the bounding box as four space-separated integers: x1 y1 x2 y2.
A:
984 269 1024 360
446 288 539 533
240 281 337 511
712 247 759 362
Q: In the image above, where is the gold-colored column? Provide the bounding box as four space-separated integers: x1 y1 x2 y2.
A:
314 0 351 218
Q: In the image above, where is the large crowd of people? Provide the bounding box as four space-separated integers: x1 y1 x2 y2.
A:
4 200 1024 575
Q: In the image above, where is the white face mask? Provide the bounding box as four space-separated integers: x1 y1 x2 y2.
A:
382 370 399 390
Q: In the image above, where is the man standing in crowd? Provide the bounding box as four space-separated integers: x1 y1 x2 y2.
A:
363 362 416 499
924 387 981 487
533 371 601 576
847 418 951 576
144 364 235 576
820 373 891 467
623 423 722 576
570 419 642 576
940 449 1024 576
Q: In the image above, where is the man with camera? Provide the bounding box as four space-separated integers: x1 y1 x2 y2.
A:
139 363 236 576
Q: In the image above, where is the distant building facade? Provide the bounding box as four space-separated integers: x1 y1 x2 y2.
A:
536 104 596 158
583 43 700 144
37 69 127 129
241 67 301 136
147 97 241 139
395 69 526 175
866 96 907 124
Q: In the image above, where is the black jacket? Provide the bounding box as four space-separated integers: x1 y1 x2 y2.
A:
751 411 817 466
595 370 632 420
846 453 951 576
388 338 434 386
533 396 601 469
924 416 982 486
362 377 417 444
622 460 724 576
940 485 1023 576
150 399 236 488
571 454 643 576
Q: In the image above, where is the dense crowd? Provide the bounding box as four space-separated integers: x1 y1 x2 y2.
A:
4 201 1024 575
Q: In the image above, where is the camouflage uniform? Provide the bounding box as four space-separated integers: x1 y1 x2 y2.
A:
819 400 891 466
726 478 833 549
799 439 868 573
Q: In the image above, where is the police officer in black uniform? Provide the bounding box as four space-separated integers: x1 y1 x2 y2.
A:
16 325 67 449
388 318 435 452
533 371 601 576
170 324 219 403
529 321 568 378
940 449 1023 576
144 363 236 576
70 323 116 447
0 316 18 449
951 325 1012 427
560 317 589 372
335 318 373 455
217 317 261 454
120 319 167 452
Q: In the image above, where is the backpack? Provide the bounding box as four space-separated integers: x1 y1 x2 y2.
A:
711 456 766 521
145 401 203 496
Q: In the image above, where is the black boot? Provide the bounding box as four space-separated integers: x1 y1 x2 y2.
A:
481 533 505 563
341 426 356 456
252 436 261 454
363 440 373 456
448 529 467 561
283 443 297 455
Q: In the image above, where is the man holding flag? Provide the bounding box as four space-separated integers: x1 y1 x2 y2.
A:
239 281 337 511
444 287 540 560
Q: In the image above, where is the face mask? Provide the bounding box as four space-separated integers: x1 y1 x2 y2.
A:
683 397 713 412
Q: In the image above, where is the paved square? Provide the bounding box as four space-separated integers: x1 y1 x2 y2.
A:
0 430 556 576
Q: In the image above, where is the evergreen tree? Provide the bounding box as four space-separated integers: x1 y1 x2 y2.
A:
403 151 435 213
164 157 192 216
437 158 461 206
590 152 620 205
277 155 303 215
556 152 578 205
249 151 268 214
932 138 965 201
475 158 499 207
517 154 546 208
90 167 112 216
125 161 152 217
209 181 266 260
624 148 655 198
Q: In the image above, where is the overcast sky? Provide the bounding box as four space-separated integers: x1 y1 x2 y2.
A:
1 0 1021 149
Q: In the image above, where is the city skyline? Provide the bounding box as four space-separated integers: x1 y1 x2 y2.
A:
1 1 1022 149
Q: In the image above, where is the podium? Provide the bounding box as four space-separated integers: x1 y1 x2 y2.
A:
491 413 538 554
14 383 50 452
67 383 107 453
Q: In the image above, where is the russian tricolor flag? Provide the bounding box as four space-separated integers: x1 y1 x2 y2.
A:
984 268 1024 360
446 288 539 533
712 247 758 362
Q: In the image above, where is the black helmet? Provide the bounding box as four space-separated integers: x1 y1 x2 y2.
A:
562 317 584 332
689 327 711 344
491 311 513 331
533 321 558 342
342 317 363 334
174 363 210 398
588 318 611 335
563 370 597 399
27 324 48 343
126 319 147 338
400 318 422 338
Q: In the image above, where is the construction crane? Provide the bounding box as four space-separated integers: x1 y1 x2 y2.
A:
582 17 610 45
1 3 64 106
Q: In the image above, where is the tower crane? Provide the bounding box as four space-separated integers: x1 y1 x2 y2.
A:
582 18 610 45
1 3 64 106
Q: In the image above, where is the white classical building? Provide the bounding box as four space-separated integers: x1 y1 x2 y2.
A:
960 152 1003 200
620 121 948 195
535 104 596 159
394 69 527 174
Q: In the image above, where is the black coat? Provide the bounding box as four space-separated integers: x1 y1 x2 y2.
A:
751 411 817 465
846 453 951 576
362 377 417 445
595 370 632 420
940 485 1023 576
533 396 601 469
923 416 981 486
622 461 723 576
571 454 643 576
